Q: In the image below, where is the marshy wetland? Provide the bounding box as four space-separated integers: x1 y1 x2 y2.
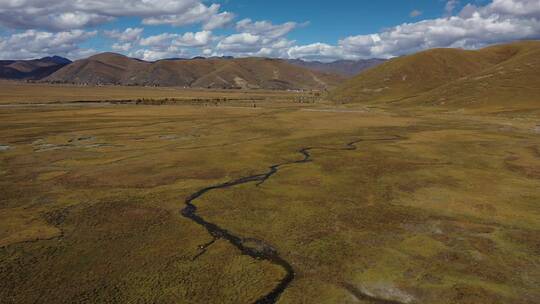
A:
0 84 539 304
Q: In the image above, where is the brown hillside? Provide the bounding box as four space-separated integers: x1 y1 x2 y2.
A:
407 41 540 110
45 53 344 90
329 41 540 110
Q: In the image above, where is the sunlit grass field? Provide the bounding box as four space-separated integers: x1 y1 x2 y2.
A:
0 81 302 105
0 85 539 303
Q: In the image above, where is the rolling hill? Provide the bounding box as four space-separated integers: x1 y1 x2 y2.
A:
0 56 71 80
45 53 345 90
286 58 386 76
329 40 540 110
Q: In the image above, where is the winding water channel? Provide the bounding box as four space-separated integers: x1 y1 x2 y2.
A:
181 137 400 304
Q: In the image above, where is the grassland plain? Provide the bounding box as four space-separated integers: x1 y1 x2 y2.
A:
0 81 304 105
0 87 539 303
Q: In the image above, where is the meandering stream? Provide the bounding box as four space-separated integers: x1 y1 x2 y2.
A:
181 137 400 303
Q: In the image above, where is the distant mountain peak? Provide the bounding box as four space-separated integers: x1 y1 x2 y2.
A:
286 58 386 77
39 56 72 65
88 52 129 60
0 55 72 80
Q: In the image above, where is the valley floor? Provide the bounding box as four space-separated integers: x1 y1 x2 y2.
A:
0 96 539 303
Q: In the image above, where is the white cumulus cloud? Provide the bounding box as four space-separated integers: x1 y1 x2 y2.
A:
104 28 143 43
0 29 97 59
214 19 301 57
130 47 189 61
236 19 300 39
130 30 214 60
0 0 233 31
141 3 234 30
174 31 213 47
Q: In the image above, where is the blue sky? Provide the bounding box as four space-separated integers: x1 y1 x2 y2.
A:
88 1 461 49
0 0 538 61
214 0 455 42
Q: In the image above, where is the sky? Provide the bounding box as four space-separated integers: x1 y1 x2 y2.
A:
0 0 539 61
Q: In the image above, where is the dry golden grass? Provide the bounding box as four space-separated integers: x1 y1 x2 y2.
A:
0 90 538 303
330 41 540 113
0 207 62 247
0 80 304 104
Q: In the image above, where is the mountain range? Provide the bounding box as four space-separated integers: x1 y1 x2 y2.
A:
43 53 345 90
286 58 386 76
0 54 389 90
